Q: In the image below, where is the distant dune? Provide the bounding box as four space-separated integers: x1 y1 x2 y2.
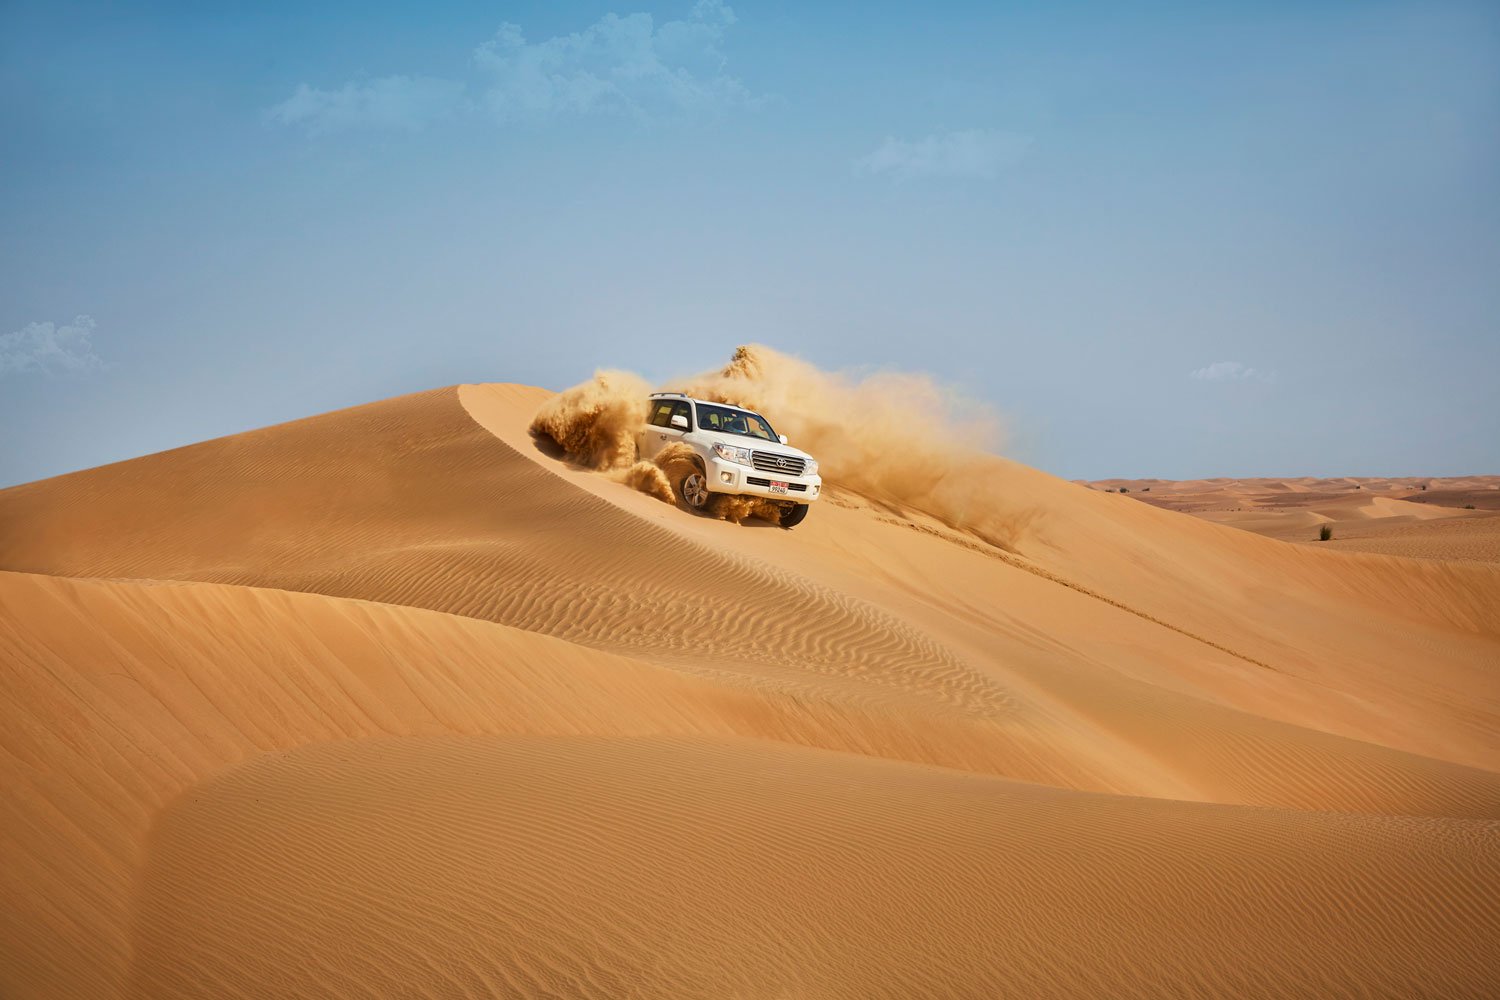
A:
1085 475 1500 563
4 352 1499 998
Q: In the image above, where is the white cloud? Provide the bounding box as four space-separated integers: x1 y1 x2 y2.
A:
1190 361 1269 382
475 0 753 121
856 129 1032 180
267 2 754 133
267 75 467 134
1 316 105 377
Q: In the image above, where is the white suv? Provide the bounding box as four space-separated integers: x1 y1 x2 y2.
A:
638 392 822 527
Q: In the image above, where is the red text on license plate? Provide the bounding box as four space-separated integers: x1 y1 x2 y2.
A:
770 481 789 493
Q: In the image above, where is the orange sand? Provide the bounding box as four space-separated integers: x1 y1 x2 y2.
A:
3 376 1499 999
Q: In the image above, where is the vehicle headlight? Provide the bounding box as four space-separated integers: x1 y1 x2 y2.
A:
804 458 819 477
712 442 753 466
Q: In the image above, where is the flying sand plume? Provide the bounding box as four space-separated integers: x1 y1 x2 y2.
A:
530 345 1036 547
527 368 652 470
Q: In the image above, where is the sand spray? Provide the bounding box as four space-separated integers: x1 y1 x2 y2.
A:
530 345 1034 545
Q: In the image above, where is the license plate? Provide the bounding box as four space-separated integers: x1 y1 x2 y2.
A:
769 481 789 494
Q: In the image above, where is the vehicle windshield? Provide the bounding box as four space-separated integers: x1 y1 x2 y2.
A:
694 402 778 442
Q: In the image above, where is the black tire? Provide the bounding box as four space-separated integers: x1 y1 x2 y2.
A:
676 466 721 515
779 503 810 528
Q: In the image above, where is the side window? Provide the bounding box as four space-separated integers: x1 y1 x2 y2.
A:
671 401 693 430
649 401 674 427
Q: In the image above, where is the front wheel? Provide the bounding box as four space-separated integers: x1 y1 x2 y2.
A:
677 468 720 515
779 503 810 528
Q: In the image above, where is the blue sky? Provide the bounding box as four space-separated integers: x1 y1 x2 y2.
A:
3 0 1497 486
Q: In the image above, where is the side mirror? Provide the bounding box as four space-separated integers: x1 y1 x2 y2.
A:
670 414 689 430
778 434 788 445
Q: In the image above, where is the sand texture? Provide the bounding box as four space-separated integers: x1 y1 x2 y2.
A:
4 373 1500 998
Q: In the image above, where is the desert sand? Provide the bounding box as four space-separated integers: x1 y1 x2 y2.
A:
3 348 1499 998
1086 475 1500 564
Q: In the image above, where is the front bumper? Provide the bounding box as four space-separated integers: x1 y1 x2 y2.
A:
706 457 822 503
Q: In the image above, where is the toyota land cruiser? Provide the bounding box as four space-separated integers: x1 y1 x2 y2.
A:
638 392 822 527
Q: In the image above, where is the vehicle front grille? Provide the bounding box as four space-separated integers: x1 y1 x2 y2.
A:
751 451 806 476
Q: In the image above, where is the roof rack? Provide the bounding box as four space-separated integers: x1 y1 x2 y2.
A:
648 391 690 398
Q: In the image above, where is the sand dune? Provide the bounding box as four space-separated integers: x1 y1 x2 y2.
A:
1314 511 1500 563
134 736 1499 1000
3 356 1500 998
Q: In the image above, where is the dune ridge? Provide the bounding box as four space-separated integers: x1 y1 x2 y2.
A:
3 354 1499 998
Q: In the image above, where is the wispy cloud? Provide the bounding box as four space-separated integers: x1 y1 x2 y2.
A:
1190 361 1270 382
475 0 753 121
1 316 105 377
268 76 467 134
268 1 755 133
855 129 1032 180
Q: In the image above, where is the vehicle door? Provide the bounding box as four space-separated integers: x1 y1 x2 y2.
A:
641 399 691 460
